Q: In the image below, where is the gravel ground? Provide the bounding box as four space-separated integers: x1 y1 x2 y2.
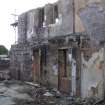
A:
0 80 104 105
0 80 34 105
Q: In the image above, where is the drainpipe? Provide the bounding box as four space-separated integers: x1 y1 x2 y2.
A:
73 0 75 34
103 44 105 99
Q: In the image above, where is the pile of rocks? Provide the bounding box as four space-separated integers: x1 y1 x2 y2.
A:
26 82 105 105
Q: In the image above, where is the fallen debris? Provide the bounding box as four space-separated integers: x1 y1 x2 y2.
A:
0 80 105 105
93 98 104 105
43 92 53 97
25 82 40 87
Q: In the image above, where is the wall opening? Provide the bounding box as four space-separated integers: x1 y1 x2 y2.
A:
32 46 48 82
38 8 45 28
54 4 59 23
40 46 48 78
58 48 78 95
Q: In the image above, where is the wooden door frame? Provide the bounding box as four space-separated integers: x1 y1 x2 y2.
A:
58 47 81 96
32 47 48 82
32 49 41 82
58 48 71 93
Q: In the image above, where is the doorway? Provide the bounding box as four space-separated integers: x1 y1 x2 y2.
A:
32 47 47 82
58 48 78 95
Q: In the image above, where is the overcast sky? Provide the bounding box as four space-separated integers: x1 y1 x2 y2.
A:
0 0 57 49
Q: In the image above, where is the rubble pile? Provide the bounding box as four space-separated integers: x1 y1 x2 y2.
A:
0 80 105 105
27 84 61 105
26 82 105 105
67 97 104 105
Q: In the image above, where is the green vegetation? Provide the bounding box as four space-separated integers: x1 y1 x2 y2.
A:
0 45 8 55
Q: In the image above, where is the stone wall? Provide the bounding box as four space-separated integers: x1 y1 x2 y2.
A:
10 0 105 98
47 42 58 88
17 0 105 44
18 13 27 43
10 44 32 81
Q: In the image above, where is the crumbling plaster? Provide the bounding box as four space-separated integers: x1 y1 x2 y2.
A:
81 48 104 98
10 0 105 98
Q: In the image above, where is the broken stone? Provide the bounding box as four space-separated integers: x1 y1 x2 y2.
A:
43 92 53 97
51 88 62 98
25 82 40 87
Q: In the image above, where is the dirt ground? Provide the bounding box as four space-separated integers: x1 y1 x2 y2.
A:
0 80 67 105
0 80 104 105
0 80 34 105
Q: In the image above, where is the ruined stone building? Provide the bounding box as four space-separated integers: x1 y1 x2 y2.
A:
10 0 105 98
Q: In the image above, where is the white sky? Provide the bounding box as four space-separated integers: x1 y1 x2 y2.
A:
0 0 58 50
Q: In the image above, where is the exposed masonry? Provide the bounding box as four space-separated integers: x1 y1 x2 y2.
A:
10 0 105 98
